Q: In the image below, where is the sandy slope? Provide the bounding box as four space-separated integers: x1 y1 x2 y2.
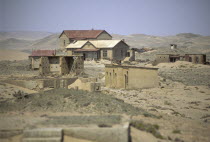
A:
0 49 29 61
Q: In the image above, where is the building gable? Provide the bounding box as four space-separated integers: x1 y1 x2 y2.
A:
81 41 96 49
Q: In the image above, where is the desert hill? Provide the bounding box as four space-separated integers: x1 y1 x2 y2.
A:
0 31 52 40
0 31 209 61
0 38 34 50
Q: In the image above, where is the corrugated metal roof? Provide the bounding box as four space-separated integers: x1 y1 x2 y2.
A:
30 50 55 56
60 30 105 39
66 40 123 49
66 40 88 48
90 40 122 48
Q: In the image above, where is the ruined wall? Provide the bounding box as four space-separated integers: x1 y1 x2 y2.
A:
74 56 84 75
49 57 60 72
185 54 206 64
31 57 41 69
39 57 50 75
153 54 170 65
68 77 101 92
60 57 69 75
96 31 112 40
105 65 159 89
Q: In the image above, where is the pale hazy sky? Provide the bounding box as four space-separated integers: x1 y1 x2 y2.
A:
0 0 210 36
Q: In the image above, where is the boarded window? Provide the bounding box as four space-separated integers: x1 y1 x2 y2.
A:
103 50 107 58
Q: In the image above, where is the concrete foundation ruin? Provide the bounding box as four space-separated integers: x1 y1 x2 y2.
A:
68 77 101 92
29 50 84 76
153 54 206 65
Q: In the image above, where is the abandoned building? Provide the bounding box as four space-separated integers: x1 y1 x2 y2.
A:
105 64 159 89
66 40 130 60
59 30 112 49
58 30 130 60
29 50 84 75
153 54 206 65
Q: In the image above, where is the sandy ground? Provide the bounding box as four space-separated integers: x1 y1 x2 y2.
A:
0 60 210 142
0 49 29 61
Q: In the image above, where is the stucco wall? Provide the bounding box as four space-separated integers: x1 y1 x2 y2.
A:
96 31 112 40
105 65 159 89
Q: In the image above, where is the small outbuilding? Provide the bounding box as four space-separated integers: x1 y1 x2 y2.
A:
105 64 159 89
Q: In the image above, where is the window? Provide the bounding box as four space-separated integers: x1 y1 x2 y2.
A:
121 50 123 57
64 40 66 46
103 50 107 58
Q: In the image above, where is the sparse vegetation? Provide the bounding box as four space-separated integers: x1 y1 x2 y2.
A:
164 101 172 106
130 120 164 139
173 129 181 134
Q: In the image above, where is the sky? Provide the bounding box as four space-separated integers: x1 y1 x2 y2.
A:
0 0 210 36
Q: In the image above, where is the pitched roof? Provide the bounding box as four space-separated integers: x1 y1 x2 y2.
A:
66 40 128 49
59 30 110 39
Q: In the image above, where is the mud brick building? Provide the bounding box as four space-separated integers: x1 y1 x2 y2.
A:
105 64 159 89
29 50 84 76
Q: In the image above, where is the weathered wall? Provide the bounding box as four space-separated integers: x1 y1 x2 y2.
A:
100 49 112 60
105 65 159 89
39 57 50 75
185 54 206 64
68 77 101 92
49 57 60 72
96 31 112 40
60 57 69 75
59 33 70 48
112 42 129 61
74 56 84 75
153 54 170 65
31 57 40 69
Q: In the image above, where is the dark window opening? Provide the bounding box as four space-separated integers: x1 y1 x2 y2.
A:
196 57 199 63
103 50 107 58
